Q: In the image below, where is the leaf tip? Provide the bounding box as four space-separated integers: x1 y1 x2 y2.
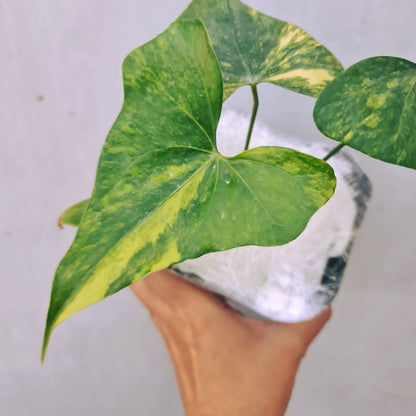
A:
57 215 64 229
41 303 59 362
41 325 52 363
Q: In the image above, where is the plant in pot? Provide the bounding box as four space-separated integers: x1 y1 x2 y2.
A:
42 0 415 359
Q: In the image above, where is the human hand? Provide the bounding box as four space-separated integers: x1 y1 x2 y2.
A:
130 269 331 416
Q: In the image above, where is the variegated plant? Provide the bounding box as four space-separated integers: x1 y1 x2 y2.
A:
43 0 416 359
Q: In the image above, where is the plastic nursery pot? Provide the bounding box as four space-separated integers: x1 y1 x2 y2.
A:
172 111 372 323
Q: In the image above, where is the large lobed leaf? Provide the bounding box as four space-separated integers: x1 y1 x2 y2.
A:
43 20 336 358
180 0 343 99
314 56 416 169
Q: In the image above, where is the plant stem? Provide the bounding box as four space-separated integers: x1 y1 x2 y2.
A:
323 143 345 161
244 84 259 151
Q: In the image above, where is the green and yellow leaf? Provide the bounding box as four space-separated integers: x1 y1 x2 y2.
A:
43 20 336 359
58 199 89 228
314 56 416 169
180 0 343 99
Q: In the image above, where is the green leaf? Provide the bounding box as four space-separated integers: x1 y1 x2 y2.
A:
58 199 89 227
43 19 336 358
180 0 343 99
314 56 416 169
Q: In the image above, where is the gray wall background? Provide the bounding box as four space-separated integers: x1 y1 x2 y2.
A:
1 0 416 414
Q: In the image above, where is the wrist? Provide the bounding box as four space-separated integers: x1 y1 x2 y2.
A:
181 357 301 416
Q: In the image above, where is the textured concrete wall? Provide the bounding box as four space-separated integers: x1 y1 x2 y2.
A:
1 0 415 415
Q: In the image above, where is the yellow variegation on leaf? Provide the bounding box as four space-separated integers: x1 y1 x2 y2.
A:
180 0 343 99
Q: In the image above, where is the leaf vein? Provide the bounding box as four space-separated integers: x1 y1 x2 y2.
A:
226 162 284 226
155 80 215 149
226 0 253 80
